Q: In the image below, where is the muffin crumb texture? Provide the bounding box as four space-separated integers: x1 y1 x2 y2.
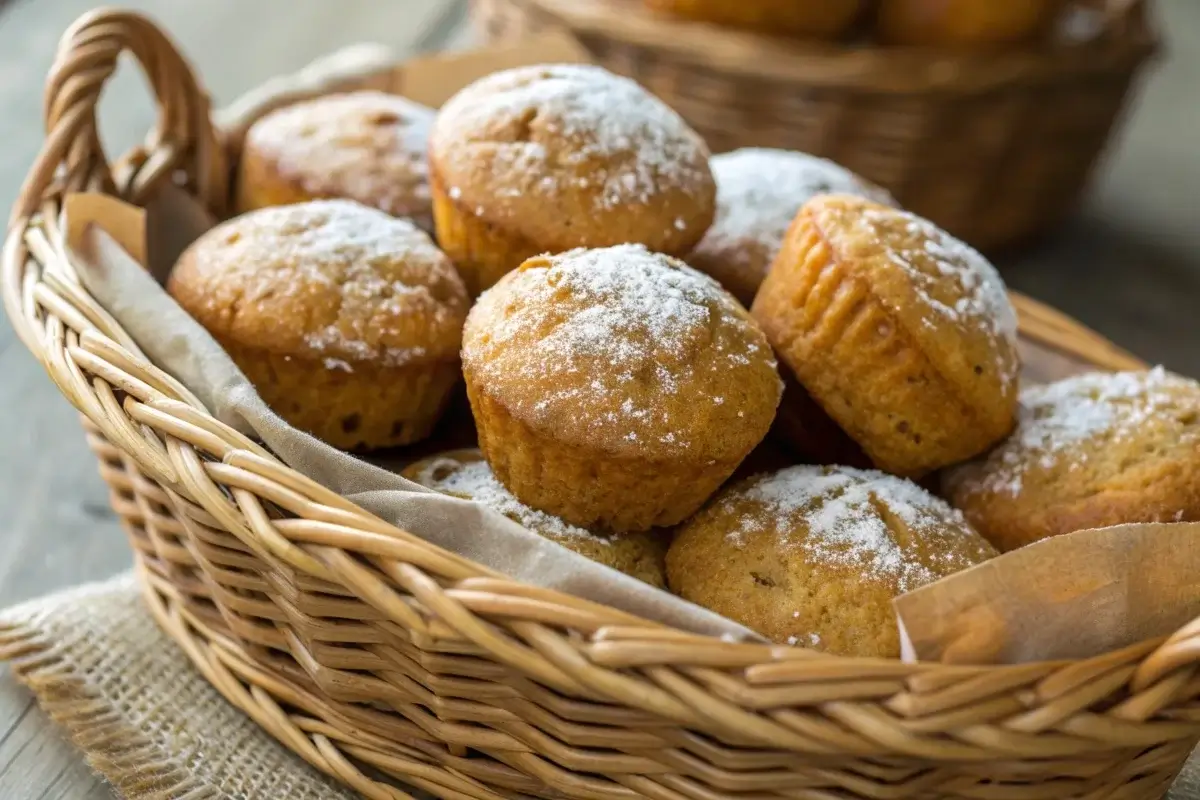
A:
857 204 1019 390
238 91 435 227
464 244 780 457
944 367 1200 551
433 64 711 215
667 465 996 657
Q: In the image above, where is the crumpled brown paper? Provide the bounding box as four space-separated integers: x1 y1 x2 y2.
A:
895 522 1200 664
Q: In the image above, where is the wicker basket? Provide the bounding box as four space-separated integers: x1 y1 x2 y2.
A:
6 8 1200 800
471 0 1160 251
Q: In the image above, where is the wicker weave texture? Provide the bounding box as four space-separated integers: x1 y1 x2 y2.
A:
471 0 1159 251
4 8 1200 800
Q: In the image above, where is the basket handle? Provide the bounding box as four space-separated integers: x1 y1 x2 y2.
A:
11 8 228 227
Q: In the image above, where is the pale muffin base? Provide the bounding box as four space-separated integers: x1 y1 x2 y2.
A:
224 342 460 451
751 216 1012 477
430 174 545 297
466 382 748 532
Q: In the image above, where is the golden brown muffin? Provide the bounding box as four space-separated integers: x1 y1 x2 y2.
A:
667 465 997 657
943 368 1200 552
877 0 1065 47
169 199 469 450
462 244 783 532
237 91 435 232
690 148 895 308
751 195 1019 478
404 449 668 587
429 64 715 296
645 0 865 38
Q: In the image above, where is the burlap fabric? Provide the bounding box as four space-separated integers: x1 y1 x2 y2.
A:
1 572 1199 800
0 572 431 800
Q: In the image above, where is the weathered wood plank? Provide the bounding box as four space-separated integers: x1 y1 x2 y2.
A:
0 671 114 799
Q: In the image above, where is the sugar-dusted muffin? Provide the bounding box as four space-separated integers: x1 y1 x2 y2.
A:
644 0 865 38
943 368 1200 552
462 244 783 532
751 195 1019 478
691 149 895 309
237 91 435 232
429 64 715 296
169 200 469 451
667 465 997 657
404 450 668 587
877 0 1065 48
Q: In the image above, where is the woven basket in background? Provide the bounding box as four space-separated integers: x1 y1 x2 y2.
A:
472 0 1160 251
5 8 1200 800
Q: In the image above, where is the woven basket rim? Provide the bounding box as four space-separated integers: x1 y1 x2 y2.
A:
509 0 1161 91
4 5 1199 730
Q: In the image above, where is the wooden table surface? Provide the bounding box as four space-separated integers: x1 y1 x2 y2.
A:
1 0 1199 797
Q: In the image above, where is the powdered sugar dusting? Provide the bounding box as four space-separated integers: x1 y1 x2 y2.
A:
414 456 608 544
464 244 781 453
724 465 987 592
954 367 1198 497
860 207 1018 387
434 64 710 212
247 91 434 226
189 199 466 367
698 149 893 269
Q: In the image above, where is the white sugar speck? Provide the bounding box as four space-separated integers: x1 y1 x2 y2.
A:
434 63 710 213
464 244 780 452
414 457 608 544
860 206 1018 389
695 148 894 273
950 367 1198 497
725 465 989 593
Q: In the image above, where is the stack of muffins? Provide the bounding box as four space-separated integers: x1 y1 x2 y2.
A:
641 0 1090 49
168 63 1200 659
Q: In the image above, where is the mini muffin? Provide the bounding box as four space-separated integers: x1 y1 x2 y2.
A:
877 0 1065 48
690 148 895 307
667 465 997 657
943 368 1200 552
462 244 783 532
237 91 435 232
430 64 715 296
752 195 1019 478
404 450 668 587
644 0 865 39
169 200 469 450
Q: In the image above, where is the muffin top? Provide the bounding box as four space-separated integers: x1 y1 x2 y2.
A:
667 464 997 656
806 195 1019 404
430 64 715 254
462 244 782 461
691 149 894 305
241 92 434 223
943 368 1200 550
403 449 667 587
169 200 469 369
